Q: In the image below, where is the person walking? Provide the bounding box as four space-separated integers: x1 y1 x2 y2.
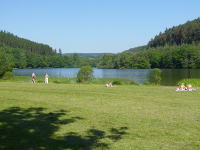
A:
32 73 36 83
45 73 49 84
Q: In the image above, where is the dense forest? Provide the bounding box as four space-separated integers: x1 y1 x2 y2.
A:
98 18 200 69
148 18 200 47
0 31 96 76
0 31 55 55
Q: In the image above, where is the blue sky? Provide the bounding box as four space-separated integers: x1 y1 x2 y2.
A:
1 0 200 53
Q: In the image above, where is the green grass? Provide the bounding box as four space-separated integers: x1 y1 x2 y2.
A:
0 82 200 150
0 75 137 85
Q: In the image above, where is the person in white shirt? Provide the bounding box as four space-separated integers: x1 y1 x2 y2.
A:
45 73 49 84
32 73 36 83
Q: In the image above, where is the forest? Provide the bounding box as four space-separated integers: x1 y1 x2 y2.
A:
0 31 96 76
97 18 200 69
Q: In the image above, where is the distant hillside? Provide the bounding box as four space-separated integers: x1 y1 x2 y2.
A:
148 18 200 47
98 18 200 69
0 31 55 55
0 31 99 74
123 45 147 53
64 53 112 58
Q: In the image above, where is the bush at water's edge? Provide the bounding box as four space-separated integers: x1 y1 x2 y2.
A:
178 79 200 87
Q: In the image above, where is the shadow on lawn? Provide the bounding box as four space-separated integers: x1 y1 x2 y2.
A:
0 107 128 150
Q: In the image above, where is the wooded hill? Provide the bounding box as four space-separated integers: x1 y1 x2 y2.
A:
0 31 55 55
148 18 200 47
0 31 97 76
98 18 200 69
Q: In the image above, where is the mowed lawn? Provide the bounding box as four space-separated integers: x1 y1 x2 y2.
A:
0 82 200 150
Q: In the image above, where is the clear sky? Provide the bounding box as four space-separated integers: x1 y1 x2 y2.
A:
1 0 200 53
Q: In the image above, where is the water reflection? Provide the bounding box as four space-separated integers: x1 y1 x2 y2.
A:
161 69 200 85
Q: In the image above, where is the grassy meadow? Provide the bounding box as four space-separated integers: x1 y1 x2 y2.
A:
0 81 200 150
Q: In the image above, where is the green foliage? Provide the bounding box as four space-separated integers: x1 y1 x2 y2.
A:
2 72 15 80
98 18 200 69
98 43 200 69
112 80 122 85
0 49 14 76
0 31 55 55
148 18 200 47
97 53 151 69
2 18 200 70
178 78 200 87
0 31 98 70
77 66 93 82
149 68 162 85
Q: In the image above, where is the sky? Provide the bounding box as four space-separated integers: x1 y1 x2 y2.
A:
1 0 200 53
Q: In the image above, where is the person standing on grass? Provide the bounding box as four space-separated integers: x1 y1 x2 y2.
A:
45 73 49 84
32 72 36 83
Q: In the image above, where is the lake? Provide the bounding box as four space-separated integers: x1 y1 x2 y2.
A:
13 68 200 85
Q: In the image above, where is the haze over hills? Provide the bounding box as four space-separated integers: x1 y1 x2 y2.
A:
123 45 147 53
64 53 112 58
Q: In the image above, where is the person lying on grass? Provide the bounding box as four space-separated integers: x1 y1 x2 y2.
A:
176 83 195 91
106 82 113 88
187 84 193 91
180 83 186 90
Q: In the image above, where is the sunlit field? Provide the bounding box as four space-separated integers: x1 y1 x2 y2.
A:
0 82 200 150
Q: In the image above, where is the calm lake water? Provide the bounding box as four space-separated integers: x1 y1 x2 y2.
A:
13 68 200 85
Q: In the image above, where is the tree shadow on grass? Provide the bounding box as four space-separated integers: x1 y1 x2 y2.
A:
0 107 128 150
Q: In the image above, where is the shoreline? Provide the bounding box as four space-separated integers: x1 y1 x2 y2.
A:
0 75 138 85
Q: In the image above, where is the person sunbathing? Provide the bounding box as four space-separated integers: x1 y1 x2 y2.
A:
187 84 193 91
106 82 113 88
176 83 186 91
109 82 113 87
106 83 109 87
180 83 186 90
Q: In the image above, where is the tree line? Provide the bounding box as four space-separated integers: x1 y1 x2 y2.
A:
97 18 200 69
0 31 55 55
0 31 98 76
148 18 200 47
97 44 200 69
0 46 97 76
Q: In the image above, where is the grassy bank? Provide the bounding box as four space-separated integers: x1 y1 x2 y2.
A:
0 82 199 150
0 75 137 85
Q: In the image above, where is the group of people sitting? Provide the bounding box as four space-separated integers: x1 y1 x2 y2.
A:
32 73 49 84
176 83 194 91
